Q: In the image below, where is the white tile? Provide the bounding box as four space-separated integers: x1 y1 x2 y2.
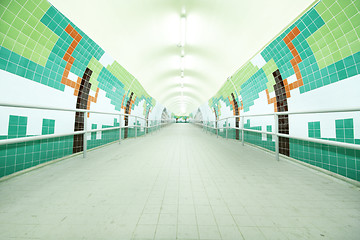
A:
259 227 288 240
177 225 199 239
132 224 156 239
158 213 177 225
218 225 245 240
154 224 177 240
178 214 197 225
239 226 266 240
198 225 221 239
196 214 217 226
214 214 236 226
138 213 159 225
233 215 257 227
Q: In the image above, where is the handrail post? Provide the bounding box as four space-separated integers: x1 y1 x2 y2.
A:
241 116 244 146
119 114 122 144
226 118 228 139
135 116 137 138
274 113 279 161
83 112 87 158
145 118 147 136
216 120 218 138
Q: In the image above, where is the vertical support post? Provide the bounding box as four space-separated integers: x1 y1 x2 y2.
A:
241 116 244 146
225 118 228 139
135 116 137 138
274 113 279 161
119 114 122 144
216 120 218 138
83 112 87 158
145 118 147 136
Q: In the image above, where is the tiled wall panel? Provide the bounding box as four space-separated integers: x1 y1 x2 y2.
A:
0 0 164 178
197 0 360 181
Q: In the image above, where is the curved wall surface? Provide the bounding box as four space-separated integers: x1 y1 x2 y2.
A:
0 0 166 178
195 0 360 181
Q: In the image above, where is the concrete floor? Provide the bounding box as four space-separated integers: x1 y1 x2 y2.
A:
0 124 359 240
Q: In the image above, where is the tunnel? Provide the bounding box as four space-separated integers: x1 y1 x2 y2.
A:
0 0 360 239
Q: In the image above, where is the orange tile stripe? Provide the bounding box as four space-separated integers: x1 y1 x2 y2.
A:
122 95 136 120
86 88 100 117
228 96 243 116
121 94 126 111
266 89 278 112
61 24 82 93
61 24 99 117
285 26 304 91
266 26 304 112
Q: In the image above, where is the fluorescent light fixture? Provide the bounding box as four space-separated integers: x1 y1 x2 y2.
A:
180 57 185 71
177 76 184 84
180 16 186 47
181 48 185 57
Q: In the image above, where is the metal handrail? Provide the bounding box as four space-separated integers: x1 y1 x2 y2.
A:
0 103 171 157
194 107 360 160
0 102 147 120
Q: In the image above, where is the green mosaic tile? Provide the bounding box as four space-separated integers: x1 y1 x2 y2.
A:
329 1 341 14
23 0 37 13
1 1 58 67
232 62 259 91
18 7 31 22
309 1 359 69
0 115 75 178
107 61 134 90
262 59 278 93
87 57 103 91
344 3 358 18
42 119 55 135
6 1 21 15
0 0 11 8
37 0 51 13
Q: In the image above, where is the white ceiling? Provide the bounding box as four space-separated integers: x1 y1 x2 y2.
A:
49 0 315 115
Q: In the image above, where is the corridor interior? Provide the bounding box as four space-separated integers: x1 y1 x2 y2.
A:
0 124 359 240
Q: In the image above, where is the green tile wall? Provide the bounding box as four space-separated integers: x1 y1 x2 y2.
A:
291 119 360 181
0 0 159 178
203 0 360 182
0 115 73 178
208 118 360 181
208 0 360 110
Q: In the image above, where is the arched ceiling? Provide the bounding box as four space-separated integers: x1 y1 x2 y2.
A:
49 0 315 115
